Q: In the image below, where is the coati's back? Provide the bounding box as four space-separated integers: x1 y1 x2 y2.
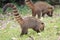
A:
34 1 54 10
25 0 54 10
23 17 43 28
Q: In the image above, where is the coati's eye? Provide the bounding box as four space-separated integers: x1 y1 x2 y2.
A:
41 22 44 24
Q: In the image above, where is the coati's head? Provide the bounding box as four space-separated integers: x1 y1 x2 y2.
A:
47 6 54 17
40 22 45 31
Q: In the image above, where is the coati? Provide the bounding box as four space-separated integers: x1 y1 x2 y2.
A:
25 0 54 18
2 3 45 36
34 1 54 17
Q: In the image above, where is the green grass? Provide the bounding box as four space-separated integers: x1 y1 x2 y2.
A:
0 6 60 40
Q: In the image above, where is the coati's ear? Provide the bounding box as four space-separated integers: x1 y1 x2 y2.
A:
41 22 45 25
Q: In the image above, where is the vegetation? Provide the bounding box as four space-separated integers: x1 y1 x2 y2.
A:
0 0 60 7
0 5 60 40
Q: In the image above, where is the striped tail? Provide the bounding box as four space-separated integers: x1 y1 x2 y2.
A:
2 3 24 24
25 0 35 9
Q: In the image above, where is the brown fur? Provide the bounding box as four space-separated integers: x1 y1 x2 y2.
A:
2 3 45 36
25 0 54 18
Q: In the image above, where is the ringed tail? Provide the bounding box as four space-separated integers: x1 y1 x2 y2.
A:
25 0 35 9
2 3 24 24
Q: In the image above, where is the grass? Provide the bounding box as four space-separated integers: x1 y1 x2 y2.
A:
0 6 60 40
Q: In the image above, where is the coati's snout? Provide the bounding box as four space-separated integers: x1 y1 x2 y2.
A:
40 22 45 31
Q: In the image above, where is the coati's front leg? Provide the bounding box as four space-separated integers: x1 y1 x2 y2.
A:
42 13 45 17
37 12 42 19
33 26 40 33
38 13 41 19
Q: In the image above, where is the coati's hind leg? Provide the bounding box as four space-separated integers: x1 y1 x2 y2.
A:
20 27 28 36
32 10 36 17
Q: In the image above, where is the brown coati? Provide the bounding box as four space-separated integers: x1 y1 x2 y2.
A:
2 3 45 36
25 0 54 18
